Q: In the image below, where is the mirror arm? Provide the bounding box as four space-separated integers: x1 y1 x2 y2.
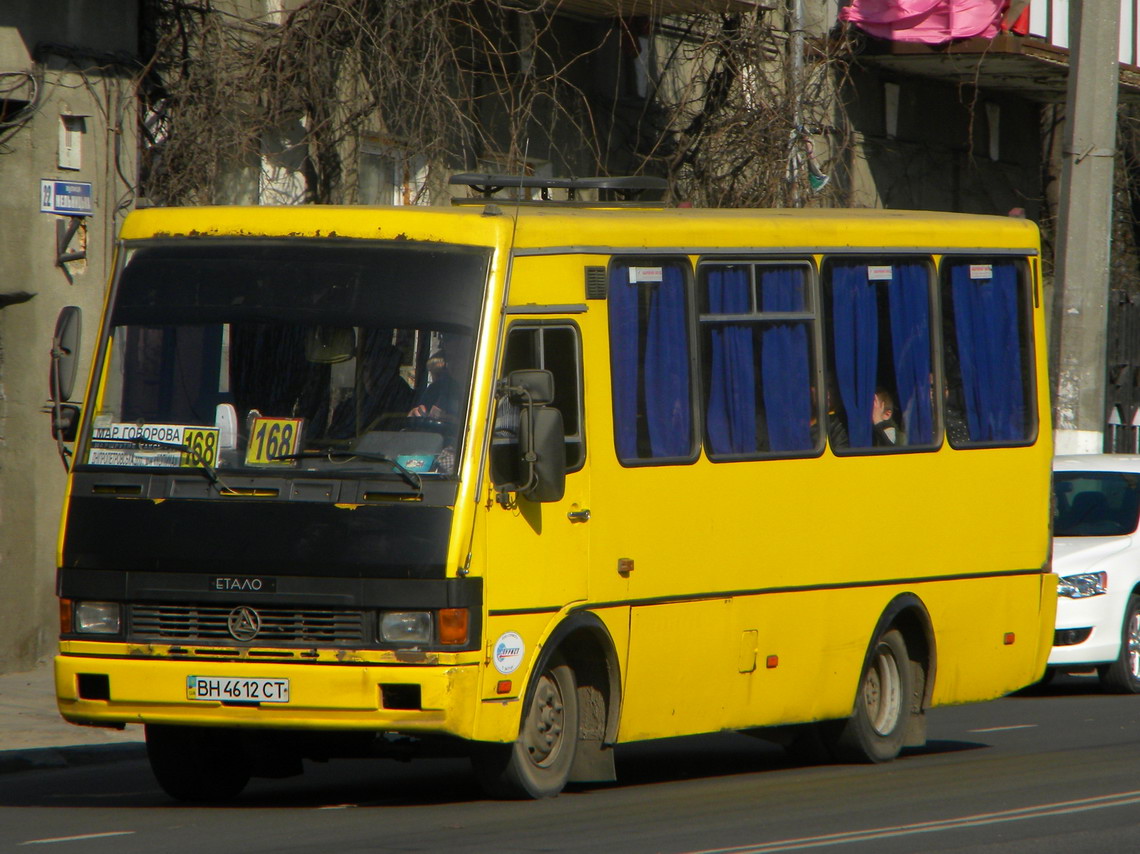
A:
50 357 71 473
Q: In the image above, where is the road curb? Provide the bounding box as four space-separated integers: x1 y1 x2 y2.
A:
0 743 146 776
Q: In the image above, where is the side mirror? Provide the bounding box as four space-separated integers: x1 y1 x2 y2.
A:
519 406 566 503
51 306 82 402
507 369 555 406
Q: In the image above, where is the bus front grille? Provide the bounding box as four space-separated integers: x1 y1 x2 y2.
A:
130 604 367 645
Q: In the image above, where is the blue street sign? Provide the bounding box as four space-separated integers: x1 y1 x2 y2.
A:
40 180 93 216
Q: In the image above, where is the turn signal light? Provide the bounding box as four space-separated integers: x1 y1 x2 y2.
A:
59 599 72 634
439 608 469 645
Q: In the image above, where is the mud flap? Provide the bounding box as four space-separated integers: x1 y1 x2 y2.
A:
568 738 616 783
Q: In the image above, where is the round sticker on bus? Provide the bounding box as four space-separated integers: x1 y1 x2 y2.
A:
492 632 525 675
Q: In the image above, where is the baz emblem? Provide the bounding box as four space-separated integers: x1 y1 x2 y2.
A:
227 606 261 642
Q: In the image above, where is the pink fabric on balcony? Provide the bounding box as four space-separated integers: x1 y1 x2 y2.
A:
838 0 1006 45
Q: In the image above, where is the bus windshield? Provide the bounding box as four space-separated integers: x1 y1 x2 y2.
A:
82 239 489 478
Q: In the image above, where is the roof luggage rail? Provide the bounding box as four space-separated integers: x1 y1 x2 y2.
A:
448 173 667 206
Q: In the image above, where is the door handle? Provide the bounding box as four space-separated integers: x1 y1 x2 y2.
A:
567 509 591 523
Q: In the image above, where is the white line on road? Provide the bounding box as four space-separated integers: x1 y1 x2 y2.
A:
20 831 136 846
684 790 1140 853
968 723 1040 733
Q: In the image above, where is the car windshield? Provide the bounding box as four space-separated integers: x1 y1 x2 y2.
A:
1053 471 1140 537
81 239 488 478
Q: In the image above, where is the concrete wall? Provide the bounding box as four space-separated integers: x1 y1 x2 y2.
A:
0 2 139 673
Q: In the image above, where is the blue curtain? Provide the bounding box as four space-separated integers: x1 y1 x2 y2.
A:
760 268 812 451
887 264 933 445
645 265 691 456
831 264 878 447
706 268 756 454
609 263 691 459
950 263 1025 441
609 266 640 459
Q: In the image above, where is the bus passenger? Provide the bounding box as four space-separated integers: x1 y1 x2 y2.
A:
409 350 459 421
872 388 905 447
325 343 411 439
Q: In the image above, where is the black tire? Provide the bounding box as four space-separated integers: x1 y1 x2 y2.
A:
471 657 578 799
830 628 912 763
145 724 251 802
1099 595 1140 694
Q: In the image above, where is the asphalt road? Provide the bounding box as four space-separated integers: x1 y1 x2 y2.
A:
2 673 1139 854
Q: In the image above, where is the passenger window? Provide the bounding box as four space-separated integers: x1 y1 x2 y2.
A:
609 259 696 463
941 258 1035 446
697 262 818 457
822 258 935 452
491 323 585 488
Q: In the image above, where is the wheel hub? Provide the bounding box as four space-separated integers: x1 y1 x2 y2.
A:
524 674 565 767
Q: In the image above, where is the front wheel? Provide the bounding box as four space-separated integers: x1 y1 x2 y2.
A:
830 628 912 763
471 657 579 799
1099 595 1140 694
145 724 251 802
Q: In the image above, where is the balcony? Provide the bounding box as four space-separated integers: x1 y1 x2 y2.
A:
837 0 1140 103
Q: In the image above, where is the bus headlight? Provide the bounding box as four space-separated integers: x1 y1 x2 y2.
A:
73 601 122 634
1057 571 1108 599
380 611 433 644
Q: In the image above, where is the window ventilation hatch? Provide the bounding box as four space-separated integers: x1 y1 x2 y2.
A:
585 266 607 300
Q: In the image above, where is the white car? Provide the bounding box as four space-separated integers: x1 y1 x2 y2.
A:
1050 454 1140 692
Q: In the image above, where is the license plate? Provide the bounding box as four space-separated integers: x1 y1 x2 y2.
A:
187 676 290 703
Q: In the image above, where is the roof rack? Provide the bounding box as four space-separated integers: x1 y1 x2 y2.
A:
449 173 668 206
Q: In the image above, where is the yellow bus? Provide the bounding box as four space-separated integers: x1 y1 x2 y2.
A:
52 178 1055 801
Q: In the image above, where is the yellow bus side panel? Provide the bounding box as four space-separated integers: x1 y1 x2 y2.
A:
487 247 1052 746
617 574 1053 743
924 572 1056 706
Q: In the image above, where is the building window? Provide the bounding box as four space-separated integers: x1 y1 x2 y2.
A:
360 143 428 205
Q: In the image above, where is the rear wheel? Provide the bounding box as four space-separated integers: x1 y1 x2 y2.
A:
472 657 578 798
145 724 251 802
1099 595 1140 694
830 628 912 763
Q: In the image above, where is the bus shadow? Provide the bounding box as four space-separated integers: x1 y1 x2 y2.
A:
904 739 989 757
0 731 993 811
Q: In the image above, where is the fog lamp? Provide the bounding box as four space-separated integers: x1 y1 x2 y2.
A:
74 601 122 634
380 611 433 644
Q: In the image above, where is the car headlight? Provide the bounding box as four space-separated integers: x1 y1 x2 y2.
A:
1057 571 1108 599
380 611 433 644
73 601 122 634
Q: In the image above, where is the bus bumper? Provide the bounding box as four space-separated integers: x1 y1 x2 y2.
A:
55 654 481 739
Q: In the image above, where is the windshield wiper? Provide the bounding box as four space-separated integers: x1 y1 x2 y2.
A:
90 435 221 486
270 450 423 491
